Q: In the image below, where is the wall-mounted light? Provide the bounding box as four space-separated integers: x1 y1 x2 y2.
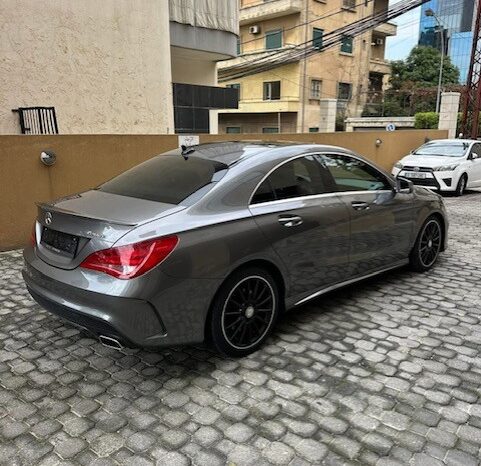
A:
40 150 56 166
375 139 382 147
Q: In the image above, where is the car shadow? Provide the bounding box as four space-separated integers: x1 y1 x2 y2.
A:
277 264 410 326
440 189 481 198
34 258 446 376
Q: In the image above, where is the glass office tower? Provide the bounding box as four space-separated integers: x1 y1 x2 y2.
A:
419 0 475 83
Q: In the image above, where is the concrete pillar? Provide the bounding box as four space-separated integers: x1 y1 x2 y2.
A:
345 118 354 132
438 92 461 138
319 99 337 133
209 110 219 134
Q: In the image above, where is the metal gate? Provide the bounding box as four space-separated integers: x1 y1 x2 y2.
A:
12 107 59 134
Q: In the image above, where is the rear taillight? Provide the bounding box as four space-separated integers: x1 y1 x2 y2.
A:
80 235 178 279
30 223 36 246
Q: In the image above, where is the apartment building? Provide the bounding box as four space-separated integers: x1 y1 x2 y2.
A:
1 0 238 134
218 0 396 133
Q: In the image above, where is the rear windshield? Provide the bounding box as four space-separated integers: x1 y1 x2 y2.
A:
98 155 227 204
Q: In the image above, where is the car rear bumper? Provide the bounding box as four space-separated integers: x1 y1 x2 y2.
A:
22 261 168 348
22 246 222 348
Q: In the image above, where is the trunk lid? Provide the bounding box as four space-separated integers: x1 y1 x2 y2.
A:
35 190 184 269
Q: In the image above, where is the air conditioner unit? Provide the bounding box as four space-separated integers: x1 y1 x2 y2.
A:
375 38 384 45
249 25 261 34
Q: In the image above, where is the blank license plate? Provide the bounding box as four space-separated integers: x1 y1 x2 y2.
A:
403 171 427 179
41 227 79 257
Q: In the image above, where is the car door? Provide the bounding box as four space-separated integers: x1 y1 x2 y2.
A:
321 153 415 277
249 154 351 300
467 143 481 187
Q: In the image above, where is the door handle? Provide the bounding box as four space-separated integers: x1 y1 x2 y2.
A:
351 201 370 211
278 215 303 227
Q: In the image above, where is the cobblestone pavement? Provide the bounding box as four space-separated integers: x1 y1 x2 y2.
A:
1 192 481 466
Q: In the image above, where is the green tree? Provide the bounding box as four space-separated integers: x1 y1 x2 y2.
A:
362 46 462 117
390 46 460 90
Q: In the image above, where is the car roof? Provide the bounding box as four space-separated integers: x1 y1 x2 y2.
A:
168 141 354 166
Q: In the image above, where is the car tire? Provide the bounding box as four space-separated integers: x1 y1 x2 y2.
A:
208 267 280 357
409 216 443 272
455 173 467 196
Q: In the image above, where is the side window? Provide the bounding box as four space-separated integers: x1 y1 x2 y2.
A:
322 154 391 192
252 178 276 204
470 143 481 158
251 155 335 204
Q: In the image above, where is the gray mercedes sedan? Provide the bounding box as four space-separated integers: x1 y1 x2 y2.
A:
23 142 448 356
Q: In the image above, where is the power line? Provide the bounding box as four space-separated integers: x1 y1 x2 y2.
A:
222 0 426 81
219 0 430 82
238 0 376 48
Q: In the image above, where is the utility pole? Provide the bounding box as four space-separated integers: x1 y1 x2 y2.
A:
461 0 481 139
425 8 445 114
299 0 309 133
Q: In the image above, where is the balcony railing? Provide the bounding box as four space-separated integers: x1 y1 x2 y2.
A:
240 0 303 25
342 0 356 10
218 45 300 81
369 58 391 75
373 22 397 37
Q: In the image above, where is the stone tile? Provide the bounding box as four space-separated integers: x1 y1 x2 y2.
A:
1 194 481 465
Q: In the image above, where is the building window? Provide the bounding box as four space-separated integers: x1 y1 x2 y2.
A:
340 36 353 54
309 127 319 133
265 30 282 50
263 81 281 100
310 79 322 99
262 127 279 133
237 37 241 55
342 0 356 10
312 28 324 50
226 126 241 133
338 82 352 101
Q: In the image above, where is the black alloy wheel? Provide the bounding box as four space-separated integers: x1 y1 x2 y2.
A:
410 217 442 272
208 267 279 357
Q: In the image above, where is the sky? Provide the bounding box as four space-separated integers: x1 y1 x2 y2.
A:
385 0 422 60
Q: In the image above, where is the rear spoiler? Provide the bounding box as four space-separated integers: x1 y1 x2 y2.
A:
36 202 137 227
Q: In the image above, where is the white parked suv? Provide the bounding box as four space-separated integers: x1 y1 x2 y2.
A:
392 139 481 196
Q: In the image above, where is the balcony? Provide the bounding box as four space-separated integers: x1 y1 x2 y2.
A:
218 45 300 81
373 22 397 37
369 58 391 75
240 0 303 25
220 98 300 114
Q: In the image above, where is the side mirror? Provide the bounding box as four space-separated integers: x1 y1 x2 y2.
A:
395 177 413 194
469 152 479 160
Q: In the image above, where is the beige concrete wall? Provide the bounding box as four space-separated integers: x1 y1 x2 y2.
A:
0 130 446 251
0 0 174 135
171 49 218 86
200 130 447 170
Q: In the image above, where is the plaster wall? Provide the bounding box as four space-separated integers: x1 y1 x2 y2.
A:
0 0 174 134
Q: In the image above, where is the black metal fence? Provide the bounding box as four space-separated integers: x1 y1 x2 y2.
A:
12 107 59 134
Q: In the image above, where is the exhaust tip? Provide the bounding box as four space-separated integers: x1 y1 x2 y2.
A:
99 335 123 350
